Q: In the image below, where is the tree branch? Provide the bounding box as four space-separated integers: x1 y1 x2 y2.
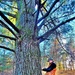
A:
56 34 75 59
37 19 45 31
0 20 18 38
1 11 16 18
37 0 59 23
51 0 65 15
0 45 15 53
37 17 75 43
40 0 47 8
0 34 16 41
34 0 41 36
34 0 47 34
0 1 18 9
0 11 19 33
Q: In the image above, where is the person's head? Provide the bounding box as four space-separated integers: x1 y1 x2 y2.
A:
47 58 53 64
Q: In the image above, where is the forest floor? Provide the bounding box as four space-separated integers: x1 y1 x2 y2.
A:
0 70 75 75
56 70 75 75
42 70 75 75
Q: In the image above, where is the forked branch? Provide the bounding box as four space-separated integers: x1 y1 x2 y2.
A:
0 11 19 33
37 17 75 43
37 0 59 23
0 20 18 38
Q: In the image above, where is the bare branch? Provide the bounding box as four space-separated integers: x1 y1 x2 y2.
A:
54 12 75 20
0 1 18 9
37 0 59 23
34 0 41 36
40 0 47 8
37 17 75 43
0 34 16 41
56 34 75 59
0 20 18 38
51 1 65 15
34 0 47 33
0 11 19 33
1 11 16 18
37 19 45 31
0 45 15 53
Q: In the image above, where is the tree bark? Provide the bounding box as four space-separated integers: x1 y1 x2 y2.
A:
15 0 42 75
15 38 41 75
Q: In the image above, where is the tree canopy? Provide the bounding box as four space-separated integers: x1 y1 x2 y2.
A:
0 0 75 74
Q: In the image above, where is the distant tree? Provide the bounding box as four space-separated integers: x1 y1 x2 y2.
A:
0 50 13 72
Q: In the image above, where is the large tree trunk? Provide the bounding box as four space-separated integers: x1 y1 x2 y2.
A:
15 0 42 75
15 38 42 75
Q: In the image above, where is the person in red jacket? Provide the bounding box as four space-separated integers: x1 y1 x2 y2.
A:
42 58 56 75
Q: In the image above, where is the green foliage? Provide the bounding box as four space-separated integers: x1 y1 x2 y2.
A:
0 51 13 72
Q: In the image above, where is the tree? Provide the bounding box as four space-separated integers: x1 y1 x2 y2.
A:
0 0 75 75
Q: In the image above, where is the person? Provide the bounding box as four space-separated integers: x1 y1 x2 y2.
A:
42 58 56 75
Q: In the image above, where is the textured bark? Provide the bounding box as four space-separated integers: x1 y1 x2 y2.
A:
15 0 42 75
15 38 42 75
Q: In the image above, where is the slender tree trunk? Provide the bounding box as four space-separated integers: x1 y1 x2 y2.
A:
15 0 42 75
